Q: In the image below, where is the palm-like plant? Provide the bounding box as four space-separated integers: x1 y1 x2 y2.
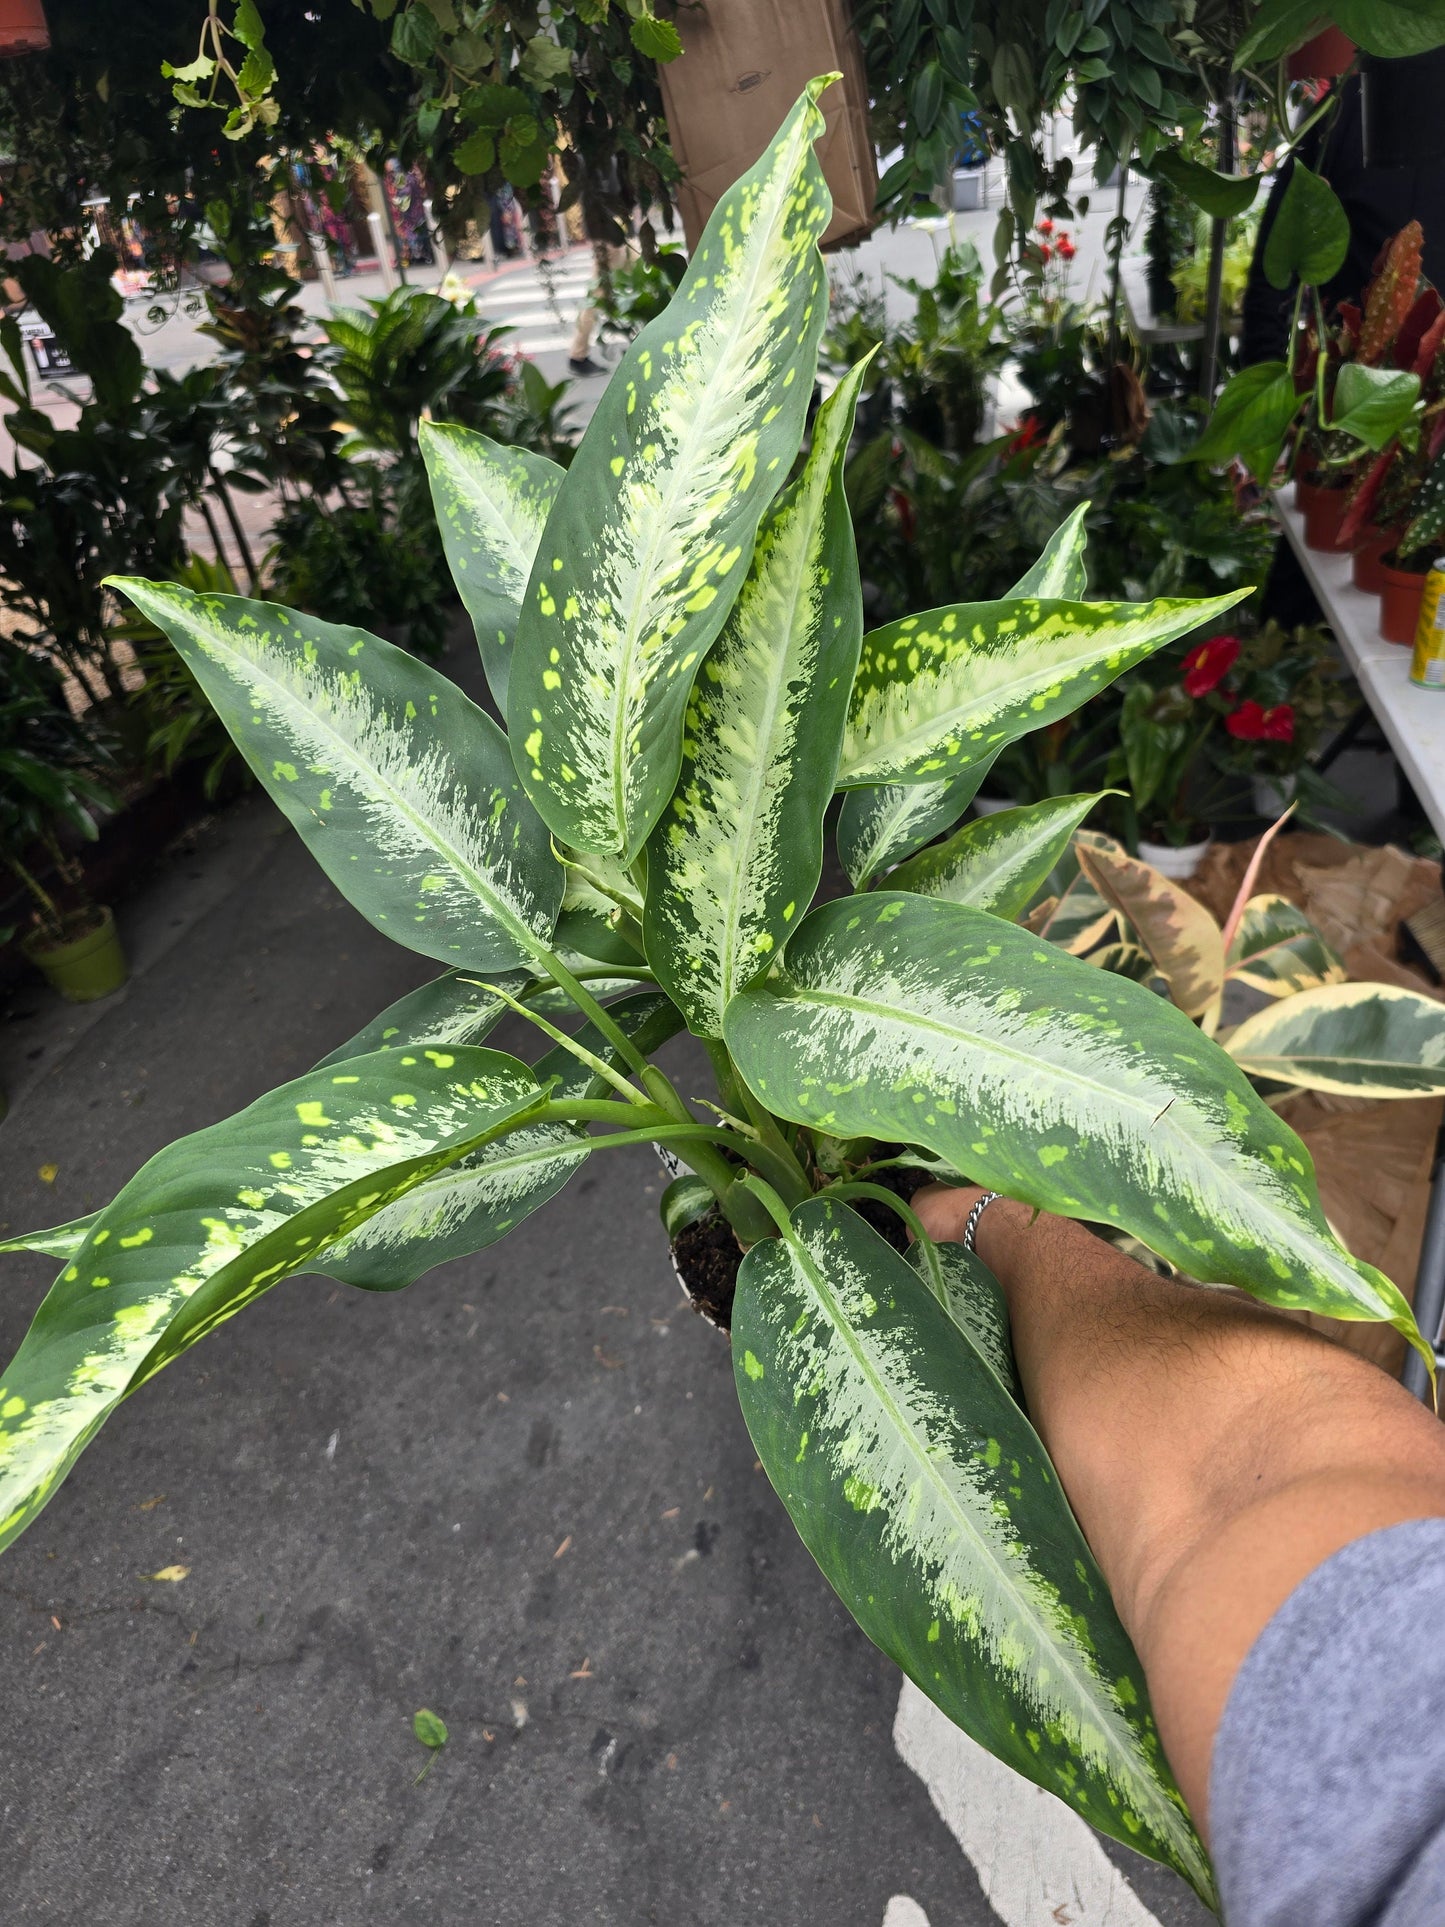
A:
2 84 1436 1908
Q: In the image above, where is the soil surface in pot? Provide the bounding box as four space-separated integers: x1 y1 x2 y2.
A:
673 1163 933 1333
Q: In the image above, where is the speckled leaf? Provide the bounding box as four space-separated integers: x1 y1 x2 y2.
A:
311 992 682 1289
419 419 562 709
0 1216 99 1261
644 364 866 1036
723 894 1424 1359
506 80 835 862
1008 501 1091 599
910 1238 1019 1399
836 756 998 889
1074 831 1225 1020
109 579 563 973
890 794 1107 922
315 968 533 1069
0 1047 548 1553
733 1198 1213 1901
1225 982 1445 1097
837 590 1246 788
1225 895 1346 1000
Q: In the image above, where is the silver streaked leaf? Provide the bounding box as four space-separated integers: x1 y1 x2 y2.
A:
836 756 998 889
110 579 563 973
420 419 563 709
734 1198 1213 1901
890 793 1107 922
315 968 533 1069
1008 501 1091 599
723 893 1424 1359
507 79 835 861
644 363 867 1035
0 1216 100 1262
910 1237 1019 1400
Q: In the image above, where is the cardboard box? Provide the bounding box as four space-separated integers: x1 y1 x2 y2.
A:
656 0 877 252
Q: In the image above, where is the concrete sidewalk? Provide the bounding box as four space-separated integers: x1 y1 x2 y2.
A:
0 622 1211 1926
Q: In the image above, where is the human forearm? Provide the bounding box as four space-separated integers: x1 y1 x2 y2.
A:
913 1185 1445 1829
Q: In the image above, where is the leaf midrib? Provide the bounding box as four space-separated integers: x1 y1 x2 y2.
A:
783 1226 1197 1860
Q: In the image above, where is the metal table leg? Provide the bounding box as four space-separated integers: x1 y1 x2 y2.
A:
1403 1126 1445 1403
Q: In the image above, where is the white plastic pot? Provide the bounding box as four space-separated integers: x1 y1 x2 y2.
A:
1137 834 1213 881
1252 773 1298 817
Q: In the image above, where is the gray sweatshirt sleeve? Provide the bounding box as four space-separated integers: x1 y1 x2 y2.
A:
1209 1518 1445 1926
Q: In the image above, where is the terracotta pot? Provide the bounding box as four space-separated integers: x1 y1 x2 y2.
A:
1380 557 1429 646
1298 476 1349 551
1287 28 1354 81
0 0 49 53
1352 527 1398 596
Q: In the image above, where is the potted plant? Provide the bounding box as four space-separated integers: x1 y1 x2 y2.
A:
1113 634 1242 877
1 88 1434 1909
0 646 126 1002
1200 620 1355 817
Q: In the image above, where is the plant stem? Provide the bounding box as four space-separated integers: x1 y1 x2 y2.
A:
5 853 62 932
526 943 650 1075
735 1174 795 1238
703 1038 812 1203
822 1180 947 1307
478 979 651 1107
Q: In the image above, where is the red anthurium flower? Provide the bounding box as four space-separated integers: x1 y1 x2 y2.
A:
1181 634 1240 697
1227 700 1295 742
1008 412 1043 453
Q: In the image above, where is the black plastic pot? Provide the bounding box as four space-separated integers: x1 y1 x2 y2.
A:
1361 52 1445 169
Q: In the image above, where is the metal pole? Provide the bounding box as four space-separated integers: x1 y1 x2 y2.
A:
1403 1129 1445 1402
368 210 398 293
307 226 337 306
1199 96 1236 402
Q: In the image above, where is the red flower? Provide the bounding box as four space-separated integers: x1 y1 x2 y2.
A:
1227 700 1295 743
1008 412 1043 453
1038 217 1055 236
1038 243 1053 263
1181 634 1240 697
1057 236 1076 261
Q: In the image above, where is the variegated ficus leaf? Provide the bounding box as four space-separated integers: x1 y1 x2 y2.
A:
0 1048 548 1552
312 993 682 1290
109 580 563 973
643 362 867 1036
890 793 1107 923
733 1199 1214 1902
1225 894 1347 999
1224 982 1445 1097
1074 831 1225 1020
835 757 997 890
723 894 1427 1363
506 78 835 862
419 419 563 709
1025 871 1118 955
909 1238 1019 1400
837 589 1247 789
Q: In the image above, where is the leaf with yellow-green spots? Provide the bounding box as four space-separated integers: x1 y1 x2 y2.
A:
419 420 562 710
314 968 534 1069
0 1047 548 1556
889 793 1109 923
910 1238 1019 1400
107 579 563 973
1007 500 1091 599
0 1215 99 1261
506 78 836 862
309 992 682 1290
835 755 998 889
723 894 1427 1365
643 362 867 1036
734 1198 1214 1903
837 590 1248 789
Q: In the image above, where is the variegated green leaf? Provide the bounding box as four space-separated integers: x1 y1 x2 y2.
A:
1074 831 1225 1020
910 1238 1019 1399
110 580 563 973
1025 871 1118 955
311 992 682 1290
0 1216 99 1261
419 419 563 709
837 590 1247 789
1224 982 1445 1097
0 1048 548 1552
835 756 998 889
723 894 1425 1361
890 793 1107 923
506 79 835 861
315 967 532 1069
1008 501 1091 599
1225 894 1347 999
733 1199 1213 1901
643 363 867 1036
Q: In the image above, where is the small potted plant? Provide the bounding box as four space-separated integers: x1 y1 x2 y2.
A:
1115 634 1238 877
1202 620 1354 817
0 647 127 1002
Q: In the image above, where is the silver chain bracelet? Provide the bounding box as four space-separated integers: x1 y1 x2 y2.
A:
961 1190 1003 1254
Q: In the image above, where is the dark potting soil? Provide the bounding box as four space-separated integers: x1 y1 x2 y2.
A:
671 1161 936 1336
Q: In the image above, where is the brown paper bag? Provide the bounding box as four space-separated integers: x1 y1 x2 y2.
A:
655 0 877 252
